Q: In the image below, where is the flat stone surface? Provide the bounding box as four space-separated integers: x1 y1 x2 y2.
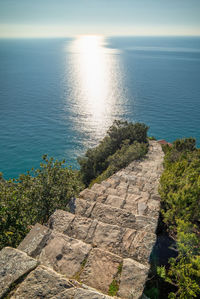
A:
118 258 149 299
135 215 157 233
0 247 38 298
138 201 148 215
74 288 115 299
105 194 125 208
48 210 75 233
128 231 156 264
18 223 51 257
48 209 156 262
68 215 98 243
92 221 124 255
10 265 75 299
74 198 156 232
80 248 123 294
90 201 137 229
80 189 97 201
38 232 92 278
73 197 96 218
91 183 107 195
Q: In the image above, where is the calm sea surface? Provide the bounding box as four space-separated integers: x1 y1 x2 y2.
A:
0 36 200 179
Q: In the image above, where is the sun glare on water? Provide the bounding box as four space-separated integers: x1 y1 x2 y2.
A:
64 35 126 145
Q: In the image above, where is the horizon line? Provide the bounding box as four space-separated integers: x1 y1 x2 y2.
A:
1 34 200 39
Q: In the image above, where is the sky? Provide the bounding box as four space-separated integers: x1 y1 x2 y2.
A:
0 0 200 37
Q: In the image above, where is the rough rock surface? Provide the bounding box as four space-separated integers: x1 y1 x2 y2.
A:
10 265 115 299
80 248 123 293
0 141 163 298
38 231 92 278
18 223 51 257
0 247 38 298
49 209 155 264
118 258 149 299
10 265 75 299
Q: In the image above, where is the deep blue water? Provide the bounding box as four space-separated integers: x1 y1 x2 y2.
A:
0 36 200 179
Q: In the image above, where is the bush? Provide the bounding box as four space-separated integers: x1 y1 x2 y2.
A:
90 141 148 186
0 155 84 250
78 120 149 185
158 138 200 298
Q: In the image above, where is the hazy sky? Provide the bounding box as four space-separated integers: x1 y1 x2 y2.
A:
0 0 200 37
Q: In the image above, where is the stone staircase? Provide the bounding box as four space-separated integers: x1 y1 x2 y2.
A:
0 141 164 299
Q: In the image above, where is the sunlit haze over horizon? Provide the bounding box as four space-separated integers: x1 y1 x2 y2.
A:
0 0 200 38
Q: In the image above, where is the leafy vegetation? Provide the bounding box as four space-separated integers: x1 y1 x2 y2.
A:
0 155 83 250
78 120 149 186
108 279 119 296
156 138 200 298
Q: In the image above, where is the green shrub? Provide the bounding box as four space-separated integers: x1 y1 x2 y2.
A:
78 120 149 185
108 279 119 296
0 156 84 250
158 138 200 298
90 141 148 186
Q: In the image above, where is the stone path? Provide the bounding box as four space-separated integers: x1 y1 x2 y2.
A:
0 141 164 299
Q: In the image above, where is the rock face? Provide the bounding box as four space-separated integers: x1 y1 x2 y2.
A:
0 247 38 298
0 141 164 298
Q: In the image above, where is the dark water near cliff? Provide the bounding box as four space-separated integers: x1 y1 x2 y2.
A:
0 36 200 179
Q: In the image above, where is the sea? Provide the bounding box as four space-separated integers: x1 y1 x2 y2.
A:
0 36 200 179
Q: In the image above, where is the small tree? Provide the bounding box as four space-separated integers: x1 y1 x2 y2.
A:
0 156 83 250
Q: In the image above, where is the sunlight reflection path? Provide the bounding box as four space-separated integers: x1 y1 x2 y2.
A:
64 35 126 147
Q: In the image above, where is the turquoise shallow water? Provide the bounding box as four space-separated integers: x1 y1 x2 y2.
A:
0 36 200 179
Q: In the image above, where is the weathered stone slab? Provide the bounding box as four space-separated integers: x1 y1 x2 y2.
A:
80 189 97 201
105 177 120 188
135 215 157 233
118 258 149 299
147 199 160 217
91 183 107 195
38 232 92 278
92 222 124 255
18 223 51 257
127 185 141 195
80 248 123 294
10 265 75 299
137 201 148 215
95 194 108 203
0 247 38 298
48 209 75 233
105 194 125 208
73 197 96 217
48 210 131 258
74 288 114 299
68 215 98 243
121 229 137 261
89 201 137 229
128 231 156 264
105 187 119 196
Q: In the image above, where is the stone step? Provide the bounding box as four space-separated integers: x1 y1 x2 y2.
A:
0 247 115 299
78 142 163 213
73 197 158 233
78 186 160 218
0 247 38 298
81 181 160 203
17 223 149 298
48 209 156 264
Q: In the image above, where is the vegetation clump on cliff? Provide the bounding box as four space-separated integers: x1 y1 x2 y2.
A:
78 120 149 186
0 156 83 250
159 138 200 299
145 138 200 299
